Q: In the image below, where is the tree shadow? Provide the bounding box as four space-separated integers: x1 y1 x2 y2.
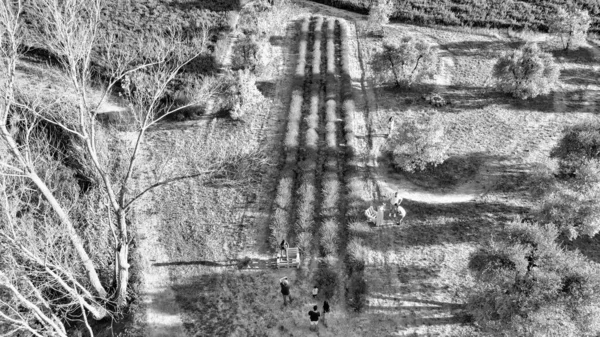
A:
370 294 465 309
152 257 277 270
378 83 599 114
397 200 529 246
561 67 600 87
441 40 524 59
551 46 599 64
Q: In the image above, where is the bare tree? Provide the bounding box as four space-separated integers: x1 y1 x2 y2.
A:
1 0 213 322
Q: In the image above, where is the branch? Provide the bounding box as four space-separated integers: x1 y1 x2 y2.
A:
124 170 217 210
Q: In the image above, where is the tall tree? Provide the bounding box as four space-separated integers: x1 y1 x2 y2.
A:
1 0 211 317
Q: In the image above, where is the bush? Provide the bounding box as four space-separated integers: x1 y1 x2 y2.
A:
493 43 559 99
314 264 338 299
228 69 263 121
386 111 449 173
370 36 440 87
467 221 600 335
231 34 260 70
550 8 591 51
320 220 338 255
346 263 368 312
550 123 600 177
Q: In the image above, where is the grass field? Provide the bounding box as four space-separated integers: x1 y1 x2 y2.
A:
125 1 600 336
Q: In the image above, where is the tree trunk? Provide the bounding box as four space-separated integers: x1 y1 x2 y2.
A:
28 172 108 299
114 211 130 307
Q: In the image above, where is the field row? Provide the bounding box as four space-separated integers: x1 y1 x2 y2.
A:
269 15 366 307
308 0 600 34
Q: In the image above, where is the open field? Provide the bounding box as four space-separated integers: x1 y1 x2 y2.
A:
5 0 600 336
132 0 600 335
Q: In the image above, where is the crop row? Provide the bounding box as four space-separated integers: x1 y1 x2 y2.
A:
319 17 341 257
308 0 600 34
295 16 324 251
338 20 358 159
270 16 310 248
337 18 368 312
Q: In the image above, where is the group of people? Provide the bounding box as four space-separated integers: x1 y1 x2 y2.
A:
279 276 331 332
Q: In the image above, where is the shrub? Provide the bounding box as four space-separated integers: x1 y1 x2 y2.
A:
550 123 600 177
550 8 591 51
228 69 263 121
314 264 338 299
370 36 440 87
298 232 313 251
386 111 449 173
320 220 338 255
231 34 259 70
493 42 559 99
346 263 368 312
467 221 600 335
539 168 600 240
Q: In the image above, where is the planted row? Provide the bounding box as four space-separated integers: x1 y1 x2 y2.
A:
319 17 341 257
270 16 311 248
295 16 324 251
337 18 368 312
338 19 358 159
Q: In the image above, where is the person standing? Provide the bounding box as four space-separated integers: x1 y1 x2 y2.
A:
387 116 395 138
280 276 293 305
280 239 289 259
308 305 321 331
322 300 330 327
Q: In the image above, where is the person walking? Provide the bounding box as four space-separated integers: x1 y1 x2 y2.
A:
308 305 321 331
312 285 319 299
280 276 293 306
322 300 330 327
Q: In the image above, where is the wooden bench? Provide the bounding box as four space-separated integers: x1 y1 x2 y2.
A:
276 247 300 269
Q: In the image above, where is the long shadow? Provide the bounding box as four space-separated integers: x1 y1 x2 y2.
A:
441 40 524 59
551 46 599 64
153 257 276 270
153 260 235 267
378 83 599 114
370 294 464 309
395 200 529 246
561 67 600 87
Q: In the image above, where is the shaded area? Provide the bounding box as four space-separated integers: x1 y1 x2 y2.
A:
560 67 600 87
551 46 599 64
399 154 484 190
441 40 524 59
398 200 529 246
172 272 280 336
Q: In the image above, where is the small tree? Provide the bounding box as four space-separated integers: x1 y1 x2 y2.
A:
493 43 559 99
367 0 394 34
386 112 449 172
549 7 591 51
468 221 600 336
370 36 440 87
